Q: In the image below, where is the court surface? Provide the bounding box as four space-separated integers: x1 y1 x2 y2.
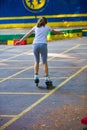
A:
0 37 87 130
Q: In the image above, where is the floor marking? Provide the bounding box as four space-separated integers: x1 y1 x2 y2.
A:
0 115 16 118
0 46 13 51
0 65 34 83
0 77 67 80
48 53 76 58
25 52 77 59
0 66 83 70
51 58 87 61
48 44 80 61
68 53 87 54
0 44 80 84
0 63 8 66
61 44 80 54
23 50 87 58
0 67 27 69
0 65 86 130
3 60 34 62
10 77 68 79
78 47 87 49
0 92 47 95
49 66 81 68
0 50 32 62
79 44 87 46
82 59 87 61
0 77 67 81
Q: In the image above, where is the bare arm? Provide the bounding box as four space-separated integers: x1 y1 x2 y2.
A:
51 29 65 35
15 29 34 45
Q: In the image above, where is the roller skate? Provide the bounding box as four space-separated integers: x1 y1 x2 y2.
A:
45 76 54 89
34 78 39 87
34 74 39 87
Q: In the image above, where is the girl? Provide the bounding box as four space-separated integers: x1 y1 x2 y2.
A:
16 17 64 88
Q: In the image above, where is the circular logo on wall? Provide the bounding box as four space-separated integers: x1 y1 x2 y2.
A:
22 0 49 13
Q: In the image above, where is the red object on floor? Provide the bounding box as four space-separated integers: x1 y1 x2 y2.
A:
14 39 27 45
81 117 87 125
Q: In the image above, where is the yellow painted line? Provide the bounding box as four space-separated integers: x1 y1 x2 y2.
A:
49 66 81 68
51 59 86 61
0 21 87 28
69 53 87 54
74 48 87 50
0 65 86 130
0 66 81 70
0 44 81 83
11 77 67 79
0 76 67 80
0 49 32 62
0 92 47 95
0 67 26 69
0 16 36 20
0 65 33 83
61 44 80 54
3 60 34 62
46 14 87 18
0 14 87 20
0 63 8 66
48 44 80 61
0 115 16 118
48 53 75 58
79 44 87 46
82 59 87 61
0 46 13 51
0 65 84 70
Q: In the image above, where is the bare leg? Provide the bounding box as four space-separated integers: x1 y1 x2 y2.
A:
43 63 48 76
43 63 52 82
34 62 39 74
43 63 53 89
34 62 39 86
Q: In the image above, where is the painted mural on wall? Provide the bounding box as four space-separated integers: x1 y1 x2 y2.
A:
22 0 49 13
0 0 87 28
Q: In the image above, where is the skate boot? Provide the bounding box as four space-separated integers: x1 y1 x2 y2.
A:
34 78 39 87
34 74 39 87
45 80 53 89
45 76 53 89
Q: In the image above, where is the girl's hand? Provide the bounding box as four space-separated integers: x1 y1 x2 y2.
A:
15 41 21 45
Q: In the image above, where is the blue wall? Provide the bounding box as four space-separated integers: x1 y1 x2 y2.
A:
0 0 87 28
